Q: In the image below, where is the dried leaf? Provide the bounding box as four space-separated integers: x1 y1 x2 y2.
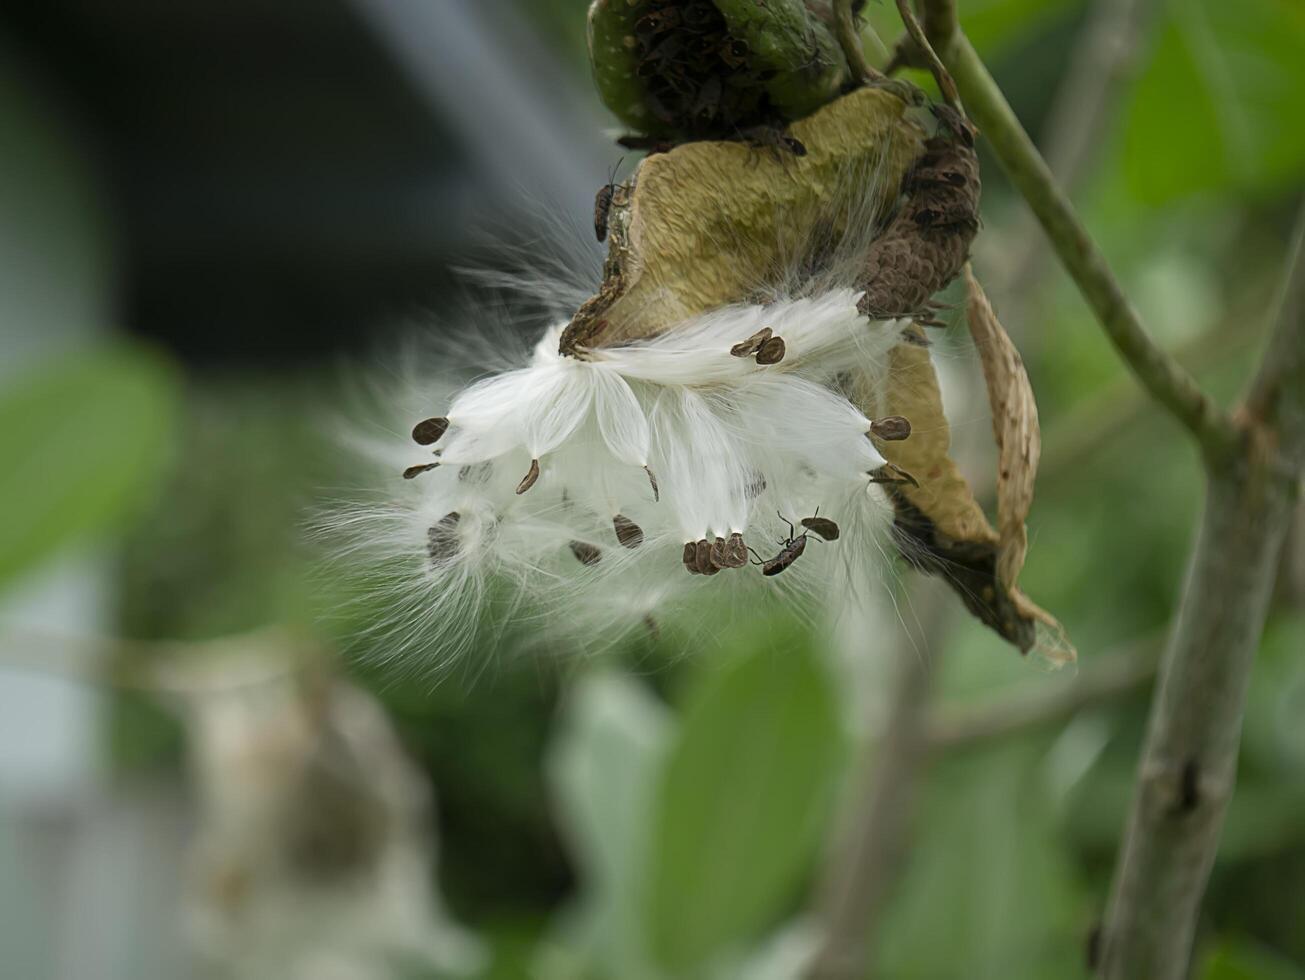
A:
964 267 1040 591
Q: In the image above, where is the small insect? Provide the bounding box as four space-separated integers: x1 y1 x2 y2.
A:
426 511 461 563
412 416 449 445
751 511 836 576
593 158 623 243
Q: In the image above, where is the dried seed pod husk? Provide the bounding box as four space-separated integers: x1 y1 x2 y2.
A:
561 87 926 350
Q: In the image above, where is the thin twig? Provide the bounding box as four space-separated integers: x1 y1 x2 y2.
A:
927 636 1159 750
894 0 962 113
915 6 1238 462
832 0 885 83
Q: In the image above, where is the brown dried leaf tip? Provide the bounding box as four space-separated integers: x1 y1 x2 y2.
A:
516 458 541 495
868 415 912 442
403 462 440 480
569 540 602 566
412 416 449 445
613 514 644 548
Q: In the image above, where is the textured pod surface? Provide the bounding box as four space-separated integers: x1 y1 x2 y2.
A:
587 0 849 138
562 87 925 349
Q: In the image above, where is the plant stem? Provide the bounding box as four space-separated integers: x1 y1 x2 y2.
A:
1097 210 1305 979
915 13 1237 460
832 0 885 82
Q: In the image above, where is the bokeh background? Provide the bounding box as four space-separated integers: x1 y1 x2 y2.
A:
1 1 1303 978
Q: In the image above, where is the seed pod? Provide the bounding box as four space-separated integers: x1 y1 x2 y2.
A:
869 415 912 441
516 458 541 494
426 511 461 563
569 540 603 566
755 335 787 365
412 417 449 445
613 514 644 548
403 462 439 480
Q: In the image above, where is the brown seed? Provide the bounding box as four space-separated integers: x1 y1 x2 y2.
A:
403 462 439 480
644 465 660 502
426 511 461 562
516 458 540 494
613 514 644 548
730 326 772 357
412 417 449 445
695 538 719 576
709 536 729 569
800 516 841 541
867 463 920 488
755 335 786 365
869 416 912 442
683 541 701 575
569 540 602 566
725 532 748 567
643 614 661 641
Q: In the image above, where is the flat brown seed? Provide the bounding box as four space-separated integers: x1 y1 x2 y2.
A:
869 416 912 441
755 336 786 365
426 511 461 561
683 541 702 575
403 462 439 480
868 463 921 489
709 536 729 569
516 458 540 494
801 516 841 541
725 532 748 567
645 465 660 502
613 514 644 548
412 417 449 445
729 326 773 357
569 540 602 566
695 538 719 576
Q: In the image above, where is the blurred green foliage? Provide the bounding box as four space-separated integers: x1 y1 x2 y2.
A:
2 0 1303 978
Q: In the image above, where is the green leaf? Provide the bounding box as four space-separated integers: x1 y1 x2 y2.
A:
1199 938 1305 980
1123 0 1305 203
0 345 178 587
875 742 1088 980
546 672 670 979
644 623 844 971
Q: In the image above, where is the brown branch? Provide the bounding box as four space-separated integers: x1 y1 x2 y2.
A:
1097 205 1305 979
927 636 1159 751
915 5 1238 462
832 0 885 83
894 0 962 113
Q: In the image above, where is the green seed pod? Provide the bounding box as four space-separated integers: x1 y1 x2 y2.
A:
713 0 848 121
587 0 851 139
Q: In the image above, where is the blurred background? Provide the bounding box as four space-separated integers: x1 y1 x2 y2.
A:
1 0 1302 978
